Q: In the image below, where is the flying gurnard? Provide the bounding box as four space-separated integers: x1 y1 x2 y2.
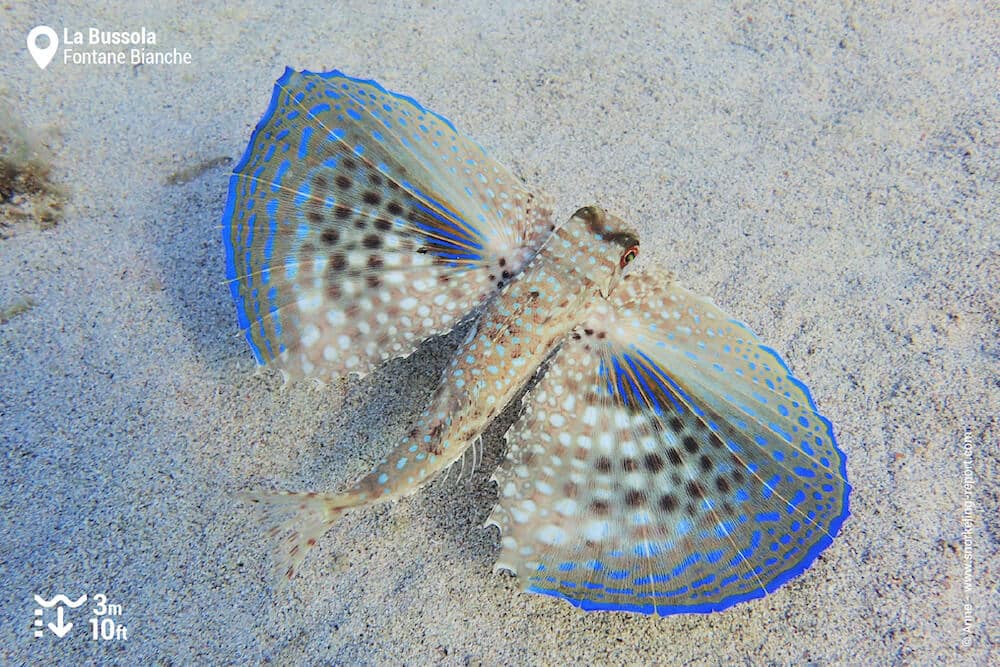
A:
222 68 850 615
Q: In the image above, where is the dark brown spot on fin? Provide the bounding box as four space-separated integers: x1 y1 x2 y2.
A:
591 500 610 516
644 453 665 472
624 490 646 506
659 494 678 512
686 481 705 499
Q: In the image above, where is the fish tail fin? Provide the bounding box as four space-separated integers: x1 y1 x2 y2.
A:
240 489 363 584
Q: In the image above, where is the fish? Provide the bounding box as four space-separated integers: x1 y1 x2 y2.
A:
222 67 850 615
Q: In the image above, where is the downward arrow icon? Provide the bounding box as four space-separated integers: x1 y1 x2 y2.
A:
48 607 72 638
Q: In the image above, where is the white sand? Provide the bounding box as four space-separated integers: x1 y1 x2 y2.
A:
1 1 996 663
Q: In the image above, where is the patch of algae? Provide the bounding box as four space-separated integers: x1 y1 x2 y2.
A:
0 106 65 238
0 296 35 324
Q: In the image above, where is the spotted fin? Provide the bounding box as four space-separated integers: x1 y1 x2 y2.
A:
241 489 364 583
223 68 555 378
488 271 850 614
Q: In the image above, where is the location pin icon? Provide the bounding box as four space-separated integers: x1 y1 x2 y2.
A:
27 26 58 70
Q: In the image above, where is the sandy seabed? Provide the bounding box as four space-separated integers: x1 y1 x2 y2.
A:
1 2 996 664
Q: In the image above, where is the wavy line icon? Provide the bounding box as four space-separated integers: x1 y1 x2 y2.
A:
34 594 87 608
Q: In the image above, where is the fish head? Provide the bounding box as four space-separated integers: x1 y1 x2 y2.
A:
558 205 641 298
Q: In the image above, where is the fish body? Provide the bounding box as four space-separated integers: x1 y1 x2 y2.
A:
225 68 850 614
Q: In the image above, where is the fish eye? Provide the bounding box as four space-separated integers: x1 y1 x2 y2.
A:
620 245 639 268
